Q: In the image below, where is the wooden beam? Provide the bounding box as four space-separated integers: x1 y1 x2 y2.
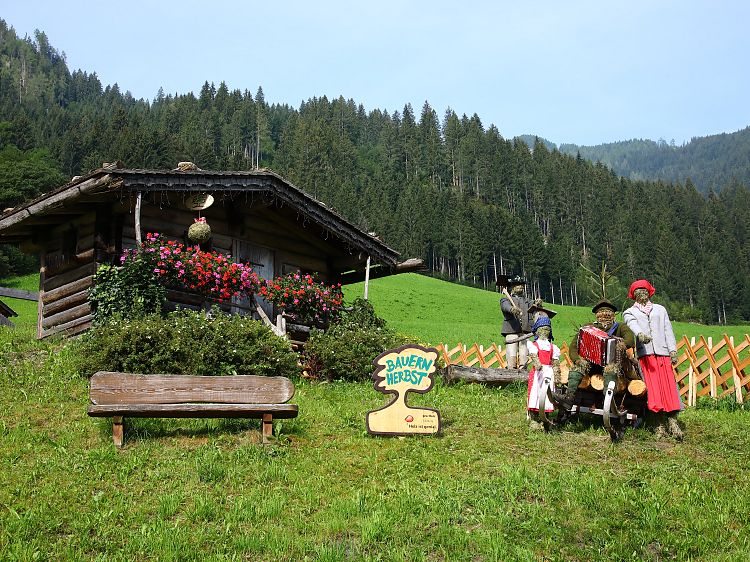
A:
135 191 142 245
443 366 527 385
336 258 425 285
0 287 38 301
42 289 89 317
40 313 93 339
43 262 96 292
42 275 94 305
42 302 91 329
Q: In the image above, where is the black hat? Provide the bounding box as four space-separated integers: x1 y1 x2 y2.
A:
529 304 557 319
496 274 527 288
591 298 618 313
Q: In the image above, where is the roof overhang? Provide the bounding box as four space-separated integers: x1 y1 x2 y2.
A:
0 166 400 268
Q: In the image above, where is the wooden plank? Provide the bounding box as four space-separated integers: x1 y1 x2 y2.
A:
88 403 299 419
42 302 91 329
42 289 89 317
40 313 93 339
42 275 93 305
37 253 45 339
0 287 38 301
245 211 338 255
89 373 296 405
43 249 96 278
724 334 745 404
44 262 96 292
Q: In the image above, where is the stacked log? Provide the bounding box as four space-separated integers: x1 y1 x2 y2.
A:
443 366 527 386
627 379 647 397
587 374 627 393
445 365 647 397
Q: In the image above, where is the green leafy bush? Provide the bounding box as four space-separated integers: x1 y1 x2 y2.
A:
89 260 165 323
74 309 299 378
303 298 413 382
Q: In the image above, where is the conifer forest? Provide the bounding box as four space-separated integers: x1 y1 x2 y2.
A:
1 21 749 323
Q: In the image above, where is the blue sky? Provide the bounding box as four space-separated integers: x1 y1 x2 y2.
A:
4 0 749 146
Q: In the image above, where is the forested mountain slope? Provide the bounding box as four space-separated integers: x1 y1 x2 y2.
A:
0 20 748 323
558 128 750 193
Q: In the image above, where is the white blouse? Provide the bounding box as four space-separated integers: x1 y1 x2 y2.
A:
527 339 561 360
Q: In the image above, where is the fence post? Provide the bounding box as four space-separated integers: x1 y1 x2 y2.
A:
688 336 696 407
707 337 717 398
725 335 744 404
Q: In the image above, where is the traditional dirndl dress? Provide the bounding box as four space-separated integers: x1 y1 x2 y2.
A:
526 340 558 413
639 355 681 413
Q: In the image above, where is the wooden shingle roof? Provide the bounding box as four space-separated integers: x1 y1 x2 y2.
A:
0 165 400 267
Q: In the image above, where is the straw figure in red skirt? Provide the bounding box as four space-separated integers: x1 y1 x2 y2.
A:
622 279 684 440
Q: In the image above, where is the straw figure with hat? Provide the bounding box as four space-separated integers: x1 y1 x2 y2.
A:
622 279 683 440
526 315 562 430
552 298 636 410
496 274 540 369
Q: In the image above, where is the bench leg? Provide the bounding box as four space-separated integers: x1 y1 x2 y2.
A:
262 413 273 444
113 416 124 448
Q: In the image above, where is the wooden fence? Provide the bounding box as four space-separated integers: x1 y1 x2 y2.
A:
436 334 750 407
0 287 39 301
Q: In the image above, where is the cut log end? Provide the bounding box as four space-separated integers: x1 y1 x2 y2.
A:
627 379 647 397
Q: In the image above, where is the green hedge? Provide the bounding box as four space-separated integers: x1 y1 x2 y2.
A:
303 298 413 382
74 309 299 378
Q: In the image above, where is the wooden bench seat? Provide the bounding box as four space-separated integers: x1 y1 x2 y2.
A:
88 372 298 447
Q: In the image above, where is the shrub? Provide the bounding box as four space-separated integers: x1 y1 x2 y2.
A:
89 259 166 322
303 298 413 382
73 309 299 378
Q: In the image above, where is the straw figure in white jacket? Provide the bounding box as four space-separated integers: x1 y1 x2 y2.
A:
622 279 683 440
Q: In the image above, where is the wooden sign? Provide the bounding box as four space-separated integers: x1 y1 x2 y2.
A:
184 193 214 211
366 344 441 436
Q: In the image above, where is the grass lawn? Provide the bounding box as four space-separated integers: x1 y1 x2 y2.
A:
0 272 40 328
1 272 749 559
1 326 749 560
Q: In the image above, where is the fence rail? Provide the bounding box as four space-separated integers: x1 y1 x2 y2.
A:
436 334 750 407
0 287 38 301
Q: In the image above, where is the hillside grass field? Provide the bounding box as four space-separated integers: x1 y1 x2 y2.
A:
1 272 750 559
344 273 750 347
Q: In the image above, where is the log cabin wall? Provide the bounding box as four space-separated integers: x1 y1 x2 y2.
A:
117 196 333 317
0 169 400 340
38 211 98 339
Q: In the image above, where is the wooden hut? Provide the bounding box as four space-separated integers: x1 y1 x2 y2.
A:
0 163 418 339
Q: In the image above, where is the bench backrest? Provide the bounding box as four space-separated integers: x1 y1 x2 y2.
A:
89 372 295 405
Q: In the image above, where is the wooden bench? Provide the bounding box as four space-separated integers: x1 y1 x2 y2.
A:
87 371 299 447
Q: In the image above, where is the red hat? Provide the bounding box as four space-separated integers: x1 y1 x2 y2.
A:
628 279 655 299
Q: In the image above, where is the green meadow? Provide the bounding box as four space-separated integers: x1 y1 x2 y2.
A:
344 273 749 347
1 272 749 559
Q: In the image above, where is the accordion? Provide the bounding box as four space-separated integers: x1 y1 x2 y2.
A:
577 325 620 366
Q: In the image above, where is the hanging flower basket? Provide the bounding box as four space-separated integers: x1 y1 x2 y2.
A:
188 217 211 244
